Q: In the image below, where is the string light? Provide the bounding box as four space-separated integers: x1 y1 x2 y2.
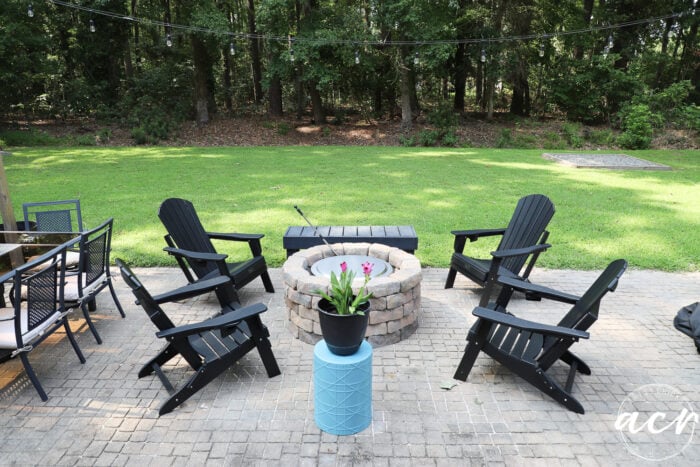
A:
354 50 360 64
28 4 34 18
607 34 614 49
89 19 96 33
289 48 295 62
42 0 686 49
480 48 486 63
413 51 419 66
166 34 172 47
229 42 236 56
539 42 545 58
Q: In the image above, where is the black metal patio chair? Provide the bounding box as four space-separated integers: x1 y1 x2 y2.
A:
0 241 86 401
62 218 125 344
23 199 84 268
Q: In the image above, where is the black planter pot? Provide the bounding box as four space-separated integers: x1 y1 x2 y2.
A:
317 298 370 356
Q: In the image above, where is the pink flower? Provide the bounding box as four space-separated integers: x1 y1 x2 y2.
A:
362 261 373 276
340 261 348 273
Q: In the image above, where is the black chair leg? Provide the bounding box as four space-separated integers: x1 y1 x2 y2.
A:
81 302 103 344
445 268 457 289
64 321 86 364
246 316 281 377
454 340 482 381
261 271 275 293
20 354 48 401
138 344 181 378
108 280 126 318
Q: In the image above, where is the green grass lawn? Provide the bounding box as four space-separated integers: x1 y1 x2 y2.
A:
3 146 698 271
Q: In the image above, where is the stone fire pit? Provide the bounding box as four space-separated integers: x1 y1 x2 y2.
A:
283 242 422 347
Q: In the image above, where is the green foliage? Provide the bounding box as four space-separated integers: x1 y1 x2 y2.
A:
585 128 615 146
441 130 459 147
426 106 459 130
0 129 63 147
130 127 151 145
417 129 442 147
561 122 584 148
121 64 191 142
73 134 97 146
314 267 373 315
495 129 514 148
399 135 415 147
276 123 291 135
542 132 566 149
617 104 659 149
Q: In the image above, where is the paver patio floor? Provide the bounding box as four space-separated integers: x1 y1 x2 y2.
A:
0 267 698 466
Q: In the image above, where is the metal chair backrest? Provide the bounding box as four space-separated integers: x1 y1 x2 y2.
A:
23 200 83 233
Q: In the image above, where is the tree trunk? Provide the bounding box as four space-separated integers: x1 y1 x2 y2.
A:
268 76 283 116
191 36 213 124
309 83 325 124
222 47 233 112
575 0 595 60
476 61 483 110
453 42 467 112
247 0 263 104
399 50 412 132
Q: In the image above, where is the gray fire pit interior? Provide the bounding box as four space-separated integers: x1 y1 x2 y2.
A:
283 242 422 347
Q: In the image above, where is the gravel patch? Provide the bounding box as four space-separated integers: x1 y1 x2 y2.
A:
542 152 672 170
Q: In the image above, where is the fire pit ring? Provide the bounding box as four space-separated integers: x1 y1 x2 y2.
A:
283 242 422 347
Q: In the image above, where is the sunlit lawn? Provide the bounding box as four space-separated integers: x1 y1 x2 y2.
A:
3 146 698 271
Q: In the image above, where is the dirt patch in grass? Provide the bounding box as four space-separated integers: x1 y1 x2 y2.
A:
2 113 697 150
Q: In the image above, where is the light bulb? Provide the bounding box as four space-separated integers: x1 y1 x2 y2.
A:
355 50 360 65
290 49 295 62
413 52 419 66
28 4 34 18
229 42 235 56
480 49 486 63
539 43 545 58
89 19 96 33
166 34 173 47
607 35 614 49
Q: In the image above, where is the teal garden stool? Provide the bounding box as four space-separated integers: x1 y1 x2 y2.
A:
313 340 372 435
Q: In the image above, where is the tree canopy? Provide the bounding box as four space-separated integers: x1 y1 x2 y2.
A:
1 0 698 145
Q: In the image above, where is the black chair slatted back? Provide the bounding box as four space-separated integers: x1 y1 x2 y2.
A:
498 194 555 273
158 198 218 278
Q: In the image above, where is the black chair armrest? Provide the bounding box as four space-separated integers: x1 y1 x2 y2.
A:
472 307 589 340
451 228 506 242
497 276 580 304
163 246 228 263
156 303 267 339
490 243 551 259
450 228 505 254
206 232 264 242
206 232 265 257
151 275 232 305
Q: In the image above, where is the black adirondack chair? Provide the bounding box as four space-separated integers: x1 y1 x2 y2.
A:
63 218 125 344
0 242 86 401
158 198 274 306
116 259 281 416
444 194 555 307
454 259 627 414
